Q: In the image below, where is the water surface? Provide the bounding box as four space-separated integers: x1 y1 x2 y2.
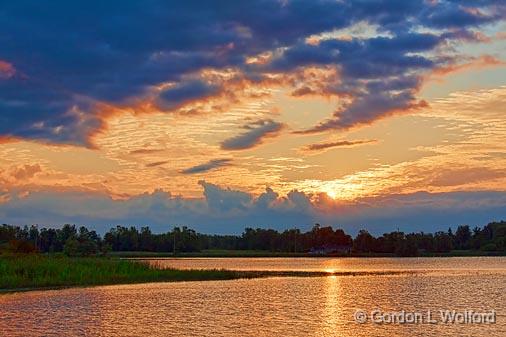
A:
142 256 506 273
1 257 505 337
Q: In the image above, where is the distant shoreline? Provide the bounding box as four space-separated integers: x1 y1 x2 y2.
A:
111 249 506 258
3 222 506 258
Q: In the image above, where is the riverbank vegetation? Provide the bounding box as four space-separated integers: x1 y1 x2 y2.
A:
0 255 367 291
0 255 278 291
1 221 505 257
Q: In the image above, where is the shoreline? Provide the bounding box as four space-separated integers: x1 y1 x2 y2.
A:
1 254 504 294
111 250 506 258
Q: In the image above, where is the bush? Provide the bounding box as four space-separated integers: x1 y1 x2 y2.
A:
7 239 37 254
63 238 80 256
480 243 497 252
63 238 99 257
100 242 112 256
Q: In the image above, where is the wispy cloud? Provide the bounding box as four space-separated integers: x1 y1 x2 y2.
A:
304 139 377 153
145 161 169 168
430 55 505 77
221 119 284 150
180 159 232 174
129 148 165 155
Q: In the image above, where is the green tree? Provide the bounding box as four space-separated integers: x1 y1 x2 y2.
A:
63 238 80 256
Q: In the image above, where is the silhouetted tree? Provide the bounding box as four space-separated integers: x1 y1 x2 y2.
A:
353 230 375 253
433 231 453 253
455 225 471 250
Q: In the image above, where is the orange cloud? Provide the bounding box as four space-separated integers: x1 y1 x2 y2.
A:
10 164 42 180
81 68 285 148
429 167 503 187
0 136 18 144
496 32 506 40
0 60 15 79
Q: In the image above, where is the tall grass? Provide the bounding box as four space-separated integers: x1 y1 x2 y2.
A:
0 255 246 290
0 255 353 291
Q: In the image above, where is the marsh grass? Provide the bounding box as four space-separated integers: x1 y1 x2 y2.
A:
0 255 257 291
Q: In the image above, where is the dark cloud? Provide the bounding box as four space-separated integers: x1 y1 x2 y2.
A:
305 139 377 152
0 76 101 146
180 158 232 174
422 1 503 28
0 1 504 144
0 0 348 145
221 119 284 150
157 80 220 109
273 34 435 132
302 92 428 132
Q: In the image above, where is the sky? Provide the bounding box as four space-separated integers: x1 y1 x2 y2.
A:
1 1 506 234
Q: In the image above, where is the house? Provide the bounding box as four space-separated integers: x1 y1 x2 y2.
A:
308 244 352 255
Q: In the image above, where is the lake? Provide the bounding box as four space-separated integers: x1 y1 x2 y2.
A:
0 257 505 336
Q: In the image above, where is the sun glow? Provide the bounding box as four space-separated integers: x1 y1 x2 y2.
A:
326 191 338 199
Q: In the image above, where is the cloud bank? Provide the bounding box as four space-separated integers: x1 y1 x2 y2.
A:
1 182 504 235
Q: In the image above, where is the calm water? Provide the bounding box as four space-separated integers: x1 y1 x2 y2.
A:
141 256 506 273
0 257 505 337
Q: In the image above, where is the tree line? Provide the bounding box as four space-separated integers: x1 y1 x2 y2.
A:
1 221 505 257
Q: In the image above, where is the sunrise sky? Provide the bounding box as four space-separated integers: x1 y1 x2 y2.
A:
1 1 505 233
